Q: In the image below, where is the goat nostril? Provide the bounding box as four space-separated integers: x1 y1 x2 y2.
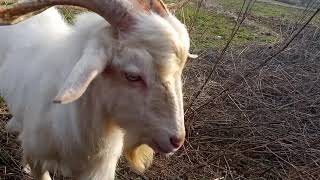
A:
170 136 184 149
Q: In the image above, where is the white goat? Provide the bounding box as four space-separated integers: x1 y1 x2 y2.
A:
0 0 192 179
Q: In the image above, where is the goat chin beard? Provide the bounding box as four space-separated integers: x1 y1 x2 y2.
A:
124 144 154 174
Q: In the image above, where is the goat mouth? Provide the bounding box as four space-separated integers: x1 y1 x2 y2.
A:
150 139 175 154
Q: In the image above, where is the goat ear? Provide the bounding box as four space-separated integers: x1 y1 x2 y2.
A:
53 41 108 104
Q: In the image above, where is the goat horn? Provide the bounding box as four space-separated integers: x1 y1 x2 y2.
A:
130 0 169 17
0 0 148 31
146 0 169 17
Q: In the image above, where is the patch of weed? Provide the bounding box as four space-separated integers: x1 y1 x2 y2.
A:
176 5 277 49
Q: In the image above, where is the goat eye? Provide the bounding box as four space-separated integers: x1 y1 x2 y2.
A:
125 73 142 82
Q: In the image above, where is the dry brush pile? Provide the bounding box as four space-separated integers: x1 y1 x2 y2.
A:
174 26 320 179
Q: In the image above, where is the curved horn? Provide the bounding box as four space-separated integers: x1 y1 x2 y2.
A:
0 0 148 31
138 0 169 17
131 0 169 17
147 0 169 17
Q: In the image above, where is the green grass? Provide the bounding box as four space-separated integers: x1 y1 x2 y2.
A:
0 1 14 6
58 8 78 24
176 5 277 49
215 0 319 22
58 7 86 24
216 0 299 18
253 3 299 18
0 96 5 108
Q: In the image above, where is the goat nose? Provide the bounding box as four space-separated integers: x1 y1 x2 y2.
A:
170 136 185 149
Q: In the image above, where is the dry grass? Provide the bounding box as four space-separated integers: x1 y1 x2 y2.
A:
179 26 320 179
1 0 320 179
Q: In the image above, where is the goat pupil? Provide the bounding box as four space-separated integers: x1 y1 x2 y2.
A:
125 73 141 82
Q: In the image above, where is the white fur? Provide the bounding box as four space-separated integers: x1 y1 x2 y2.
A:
0 6 190 180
